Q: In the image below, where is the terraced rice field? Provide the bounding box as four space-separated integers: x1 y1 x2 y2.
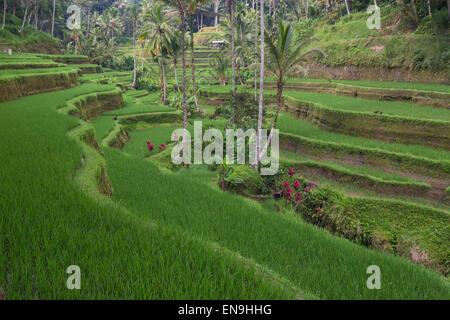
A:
1 51 449 300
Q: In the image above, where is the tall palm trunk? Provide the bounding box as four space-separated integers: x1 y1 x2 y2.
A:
259 79 282 161
132 21 137 88
344 0 350 15
254 0 258 100
427 0 432 17
2 0 7 30
161 56 167 103
256 0 264 167
180 9 188 153
304 0 309 20
20 1 29 33
173 57 180 92
189 15 199 111
230 3 236 95
51 0 55 36
448 0 450 19
214 0 219 31
33 0 38 31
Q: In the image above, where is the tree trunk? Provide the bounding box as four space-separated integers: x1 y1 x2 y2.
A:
448 0 450 19
214 0 219 31
254 0 258 100
161 56 167 103
427 0 432 17
304 0 309 20
190 15 199 111
132 22 137 88
87 5 91 34
237 62 244 85
256 0 264 168
2 0 7 31
173 57 180 92
373 0 377 7
344 0 350 15
51 0 55 36
180 8 188 154
230 3 236 95
259 80 283 163
34 0 38 31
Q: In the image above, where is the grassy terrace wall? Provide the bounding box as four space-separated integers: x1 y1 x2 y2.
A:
282 159 433 200
59 88 125 196
118 111 182 130
305 65 450 85
0 61 59 70
36 54 90 64
66 88 124 122
265 81 450 109
283 96 450 151
298 188 450 275
279 132 450 180
0 70 79 102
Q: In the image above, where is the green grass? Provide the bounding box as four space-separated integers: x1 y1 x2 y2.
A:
102 146 450 299
91 116 116 144
123 126 180 158
281 150 423 184
103 101 175 116
279 78 450 93
280 167 449 211
283 91 450 122
0 83 296 299
0 66 81 79
0 60 59 69
277 113 450 161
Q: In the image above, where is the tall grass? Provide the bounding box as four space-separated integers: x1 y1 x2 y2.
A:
283 91 450 122
103 146 450 299
278 113 450 161
0 84 294 299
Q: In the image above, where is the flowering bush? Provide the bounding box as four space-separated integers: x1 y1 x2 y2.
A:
146 141 154 152
275 168 315 208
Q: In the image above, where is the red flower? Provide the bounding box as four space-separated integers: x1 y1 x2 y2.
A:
295 192 302 200
305 189 310 194
148 144 154 151
283 187 293 199
283 182 290 188
288 168 294 176
146 141 151 145
294 180 301 190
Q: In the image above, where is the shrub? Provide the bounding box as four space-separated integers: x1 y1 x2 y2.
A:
113 56 135 71
227 165 264 195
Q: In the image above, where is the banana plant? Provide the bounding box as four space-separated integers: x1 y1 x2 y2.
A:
219 156 243 190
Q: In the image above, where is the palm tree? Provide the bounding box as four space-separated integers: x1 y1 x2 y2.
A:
140 2 173 103
225 0 236 95
209 50 229 86
259 20 324 161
